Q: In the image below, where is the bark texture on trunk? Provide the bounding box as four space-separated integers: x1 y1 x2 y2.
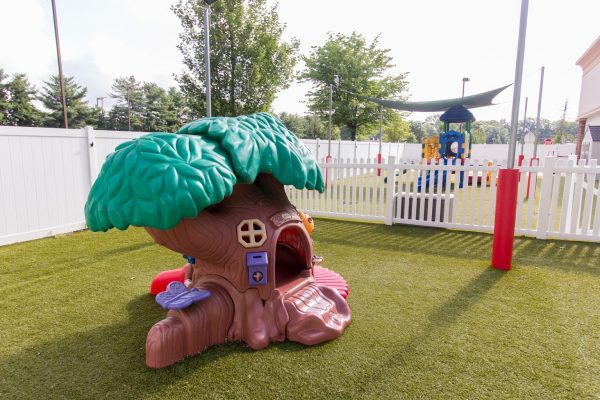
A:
146 282 234 368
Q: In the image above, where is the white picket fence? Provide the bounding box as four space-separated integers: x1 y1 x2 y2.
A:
287 156 600 243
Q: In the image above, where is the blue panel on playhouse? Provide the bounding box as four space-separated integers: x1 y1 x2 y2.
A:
247 251 268 286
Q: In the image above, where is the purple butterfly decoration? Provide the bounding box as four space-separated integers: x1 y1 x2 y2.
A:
155 281 211 310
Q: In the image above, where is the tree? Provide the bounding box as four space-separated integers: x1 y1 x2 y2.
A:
470 123 486 144
552 101 577 144
382 112 415 143
2 73 41 126
173 0 299 118
408 121 425 144
140 82 170 132
106 78 191 132
407 114 443 144
164 87 192 131
278 112 332 139
92 104 111 130
300 32 409 141
38 75 94 128
0 69 9 124
304 114 328 139
109 76 144 131
471 120 510 144
279 112 307 136
139 83 193 132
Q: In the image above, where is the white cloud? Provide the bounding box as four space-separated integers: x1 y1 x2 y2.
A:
0 0 55 83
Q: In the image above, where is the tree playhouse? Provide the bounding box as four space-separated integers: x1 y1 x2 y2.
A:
85 113 351 368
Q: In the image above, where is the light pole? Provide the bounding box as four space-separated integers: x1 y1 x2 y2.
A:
96 97 106 113
461 77 470 98
51 0 68 129
204 0 219 118
378 105 383 157
327 83 333 157
506 0 529 170
519 96 528 158
533 66 545 158
327 75 339 157
127 88 131 131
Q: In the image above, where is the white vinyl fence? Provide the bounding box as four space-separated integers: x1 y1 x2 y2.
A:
0 126 143 245
304 139 575 164
0 125 594 246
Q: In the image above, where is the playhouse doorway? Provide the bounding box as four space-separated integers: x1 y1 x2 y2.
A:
274 226 311 288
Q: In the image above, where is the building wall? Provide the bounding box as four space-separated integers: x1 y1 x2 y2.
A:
578 63 600 118
576 36 600 158
586 114 600 126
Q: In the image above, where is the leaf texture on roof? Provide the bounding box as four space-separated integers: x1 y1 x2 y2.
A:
85 113 323 231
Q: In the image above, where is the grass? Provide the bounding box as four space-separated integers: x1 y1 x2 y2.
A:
1 219 600 399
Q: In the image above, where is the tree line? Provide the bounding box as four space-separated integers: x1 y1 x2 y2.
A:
0 0 580 143
279 111 578 144
0 70 191 132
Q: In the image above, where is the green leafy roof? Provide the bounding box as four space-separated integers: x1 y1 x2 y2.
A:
85 112 324 231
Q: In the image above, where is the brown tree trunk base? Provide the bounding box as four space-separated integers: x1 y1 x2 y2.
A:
146 283 234 368
145 277 351 369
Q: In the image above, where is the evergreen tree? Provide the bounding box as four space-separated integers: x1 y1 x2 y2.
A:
109 76 143 131
91 105 111 130
0 69 9 124
3 73 41 126
141 82 169 132
164 87 191 131
38 75 94 128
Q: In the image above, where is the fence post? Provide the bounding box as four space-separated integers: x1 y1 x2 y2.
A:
85 126 98 187
564 155 577 230
384 156 396 225
535 157 555 239
315 138 320 162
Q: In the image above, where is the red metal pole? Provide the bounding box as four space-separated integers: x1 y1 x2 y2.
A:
491 169 520 270
325 155 332 186
377 153 382 176
525 157 539 199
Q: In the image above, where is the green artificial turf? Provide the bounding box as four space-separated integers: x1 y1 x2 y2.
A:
1 220 599 399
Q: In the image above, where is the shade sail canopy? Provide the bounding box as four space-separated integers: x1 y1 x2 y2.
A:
348 84 511 112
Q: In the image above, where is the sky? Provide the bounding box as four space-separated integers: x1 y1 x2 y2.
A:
1 0 599 122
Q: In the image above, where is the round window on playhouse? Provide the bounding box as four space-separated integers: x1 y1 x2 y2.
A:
237 219 267 248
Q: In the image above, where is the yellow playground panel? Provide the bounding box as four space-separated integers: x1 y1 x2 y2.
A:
421 135 440 162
